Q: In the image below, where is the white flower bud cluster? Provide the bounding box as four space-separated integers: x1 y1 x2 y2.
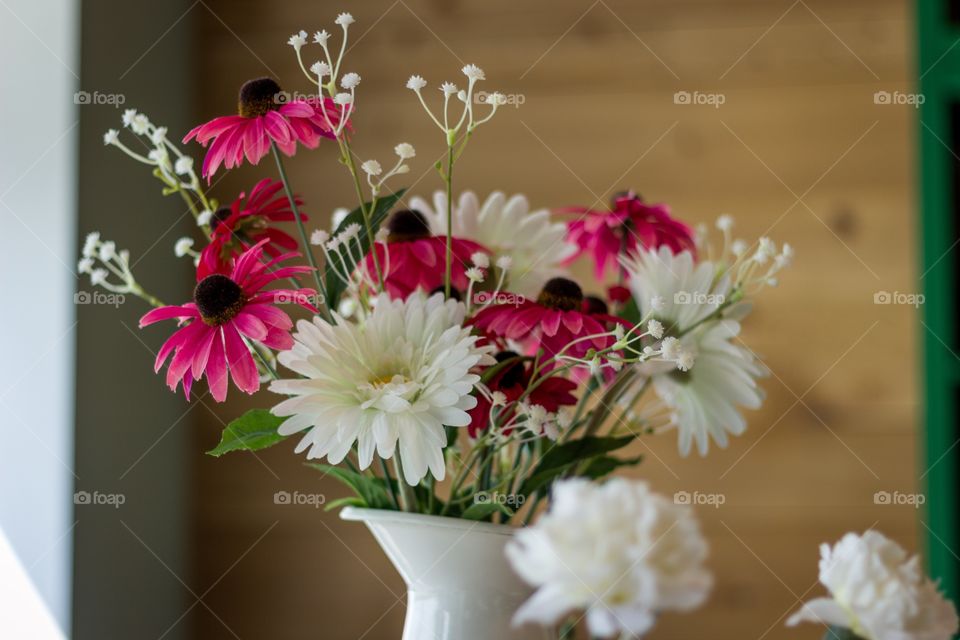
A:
405 64 504 144
361 143 416 197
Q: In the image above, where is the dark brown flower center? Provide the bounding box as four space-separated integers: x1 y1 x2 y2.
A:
582 295 609 316
194 274 245 326
537 277 583 312
494 350 525 388
428 285 462 301
387 209 432 242
238 78 283 118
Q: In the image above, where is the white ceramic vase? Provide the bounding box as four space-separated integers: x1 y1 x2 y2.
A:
341 507 551 640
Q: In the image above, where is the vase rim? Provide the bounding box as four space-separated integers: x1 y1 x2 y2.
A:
340 506 518 537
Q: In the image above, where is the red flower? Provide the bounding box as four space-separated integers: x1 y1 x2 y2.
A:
139 240 316 402
563 191 696 279
198 178 305 278
363 209 488 299
183 78 345 181
467 351 578 438
472 277 629 367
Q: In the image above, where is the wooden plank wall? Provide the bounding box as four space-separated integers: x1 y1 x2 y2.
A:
182 0 920 638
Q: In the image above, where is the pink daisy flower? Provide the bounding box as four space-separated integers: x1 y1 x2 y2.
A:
363 209 489 299
563 191 696 279
198 178 306 279
140 240 316 402
183 77 345 181
472 277 629 367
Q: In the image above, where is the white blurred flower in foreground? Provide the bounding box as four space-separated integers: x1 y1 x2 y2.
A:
506 478 712 638
270 292 492 485
788 531 958 640
411 190 575 297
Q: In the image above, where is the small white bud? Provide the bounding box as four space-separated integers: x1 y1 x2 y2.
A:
131 114 150 135
331 207 350 230
495 255 512 271
311 229 330 246
716 214 734 232
440 82 458 96
313 30 330 45
310 61 331 77
491 391 507 406
174 156 194 176
89 268 109 287
660 336 680 361
647 319 664 339
462 64 485 81
333 92 352 106
676 349 696 372
77 257 94 274
174 237 194 257
149 126 167 145
335 12 355 27
471 252 490 269
288 30 308 50
103 129 119 146
82 231 100 258
121 109 137 128
406 75 427 91
340 72 361 89
98 241 116 262
196 209 213 226
650 295 665 312
394 142 415 159
361 160 382 176
465 267 485 283
731 239 748 256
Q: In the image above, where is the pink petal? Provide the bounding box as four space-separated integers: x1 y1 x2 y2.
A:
223 323 260 395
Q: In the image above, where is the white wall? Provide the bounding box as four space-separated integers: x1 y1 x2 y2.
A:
0 0 78 632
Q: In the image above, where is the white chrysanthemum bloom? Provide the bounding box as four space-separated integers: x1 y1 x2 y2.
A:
507 478 712 638
788 531 959 640
270 292 492 485
654 320 763 456
622 246 731 333
410 190 576 297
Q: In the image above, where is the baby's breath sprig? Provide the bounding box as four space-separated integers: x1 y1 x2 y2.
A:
406 64 504 296
78 232 163 307
103 109 213 235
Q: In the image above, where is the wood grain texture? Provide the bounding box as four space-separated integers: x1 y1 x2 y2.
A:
183 0 919 638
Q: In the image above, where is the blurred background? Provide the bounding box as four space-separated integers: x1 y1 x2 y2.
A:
1 0 947 638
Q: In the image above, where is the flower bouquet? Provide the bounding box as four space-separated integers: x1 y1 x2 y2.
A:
76 11 821 640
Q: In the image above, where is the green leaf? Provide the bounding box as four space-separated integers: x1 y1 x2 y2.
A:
618 295 641 325
305 463 395 510
519 435 634 496
581 454 643 480
206 409 286 457
324 496 366 512
323 189 407 309
461 500 514 521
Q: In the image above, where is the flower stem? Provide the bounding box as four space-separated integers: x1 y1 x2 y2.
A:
338 137 385 289
443 143 454 297
269 142 330 318
392 452 417 512
379 458 401 511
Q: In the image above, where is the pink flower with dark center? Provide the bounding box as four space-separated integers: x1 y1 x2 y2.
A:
363 209 489 299
140 240 316 402
563 191 696 279
198 178 306 279
472 277 630 367
183 77 345 181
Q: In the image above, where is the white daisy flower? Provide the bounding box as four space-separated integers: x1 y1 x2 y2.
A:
653 320 764 456
410 190 576 297
622 245 731 333
270 292 492 485
507 478 712 638
788 531 959 640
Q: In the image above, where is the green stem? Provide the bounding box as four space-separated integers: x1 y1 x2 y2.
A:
443 143 454 297
269 143 330 318
338 137 385 288
379 458 401 511
392 453 417 512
